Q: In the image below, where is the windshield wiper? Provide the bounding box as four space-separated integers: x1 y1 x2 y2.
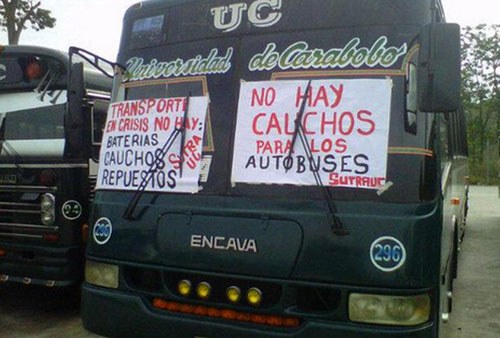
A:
122 95 192 220
34 69 63 103
123 127 182 220
38 71 58 102
34 70 51 94
297 123 348 236
286 80 312 171
287 80 349 236
179 92 191 178
0 140 22 173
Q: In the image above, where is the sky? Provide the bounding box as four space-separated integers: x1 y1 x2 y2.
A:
0 0 498 61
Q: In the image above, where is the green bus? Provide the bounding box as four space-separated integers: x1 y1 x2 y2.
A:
0 45 111 287
81 0 468 337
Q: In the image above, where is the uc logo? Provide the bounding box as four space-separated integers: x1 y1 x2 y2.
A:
211 0 282 33
93 217 113 245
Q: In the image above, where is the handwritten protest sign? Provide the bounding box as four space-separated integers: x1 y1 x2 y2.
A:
97 96 209 193
231 79 392 189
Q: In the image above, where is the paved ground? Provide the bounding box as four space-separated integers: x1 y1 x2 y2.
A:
0 186 498 337
0 285 99 338
441 185 500 338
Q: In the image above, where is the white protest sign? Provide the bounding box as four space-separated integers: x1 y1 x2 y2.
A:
97 96 209 193
231 79 392 189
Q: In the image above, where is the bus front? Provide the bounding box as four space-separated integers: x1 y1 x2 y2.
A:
82 1 463 337
0 46 110 287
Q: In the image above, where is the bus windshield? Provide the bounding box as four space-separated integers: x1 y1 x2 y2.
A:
97 0 439 204
0 90 67 159
105 51 436 203
3 102 65 140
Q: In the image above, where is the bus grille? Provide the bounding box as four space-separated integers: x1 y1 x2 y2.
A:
89 176 97 202
0 185 58 240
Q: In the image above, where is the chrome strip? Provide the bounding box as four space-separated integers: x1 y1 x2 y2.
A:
0 209 40 214
0 223 58 231
0 202 38 207
441 162 452 193
87 90 111 99
0 163 88 169
0 185 57 192
0 232 43 239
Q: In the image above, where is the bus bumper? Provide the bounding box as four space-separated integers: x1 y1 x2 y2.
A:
0 242 82 287
82 284 437 338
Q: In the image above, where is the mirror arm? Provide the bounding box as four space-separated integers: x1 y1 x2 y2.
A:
69 46 126 78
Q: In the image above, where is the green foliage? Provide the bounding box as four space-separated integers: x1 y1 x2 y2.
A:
468 155 500 185
461 25 500 185
0 0 56 45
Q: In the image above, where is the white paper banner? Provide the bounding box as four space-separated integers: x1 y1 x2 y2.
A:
97 96 209 193
231 79 392 189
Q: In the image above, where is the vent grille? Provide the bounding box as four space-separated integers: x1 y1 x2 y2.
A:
89 176 97 201
0 186 58 240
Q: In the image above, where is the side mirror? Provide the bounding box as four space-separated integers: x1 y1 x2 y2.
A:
65 62 85 156
418 23 461 112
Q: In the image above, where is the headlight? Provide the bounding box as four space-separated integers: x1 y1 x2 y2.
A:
41 193 55 210
40 193 55 225
349 293 430 326
41 213 55 225
85 260 119 289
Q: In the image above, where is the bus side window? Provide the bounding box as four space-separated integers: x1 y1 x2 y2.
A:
449 109 469 158
439 114 452 170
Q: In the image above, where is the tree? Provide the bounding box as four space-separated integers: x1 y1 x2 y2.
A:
461 25 500 183
0 0 56 45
